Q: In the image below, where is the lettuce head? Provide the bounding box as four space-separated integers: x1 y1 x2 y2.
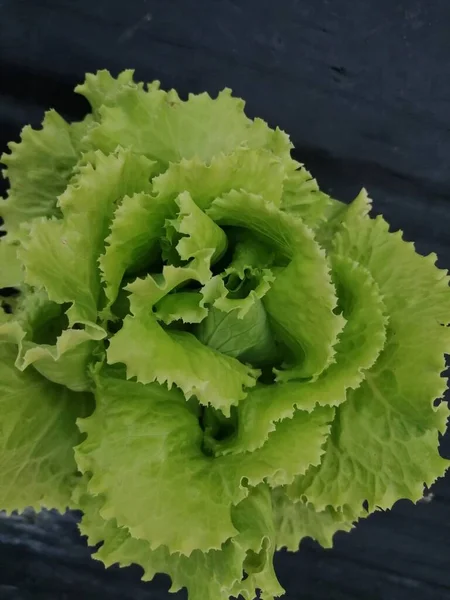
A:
1 70 449 600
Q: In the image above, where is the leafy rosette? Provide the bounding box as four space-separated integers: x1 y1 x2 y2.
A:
1 70 449 600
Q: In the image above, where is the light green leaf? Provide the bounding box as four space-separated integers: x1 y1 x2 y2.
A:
76 483 283 600
280 167 333 227
272 488 359 550
153 147 287 209
19 148 155 327
100 189 227 315
0 343 93 513
208 190 345 379
68 114 95 151
197 299 278 366
290 396 449 512
229 484 284 600
155 292 207 325
107 269 259 415
0 240 23 287
106 194 259 413
315 189 371 248
75 368 332 555
99 191 172 312
0 289 102 391
234 405 334 489
225 234 275 277
86 84 293 168
75 69 139 115
289 199 450 512
75 369 247 555
1 111 81 239
215 252 387 455
167 191 228 262
196 236 278 363
200 269 274 319
0 309 10 324
20 329 99 392
195 235 278 364
197 260 279 366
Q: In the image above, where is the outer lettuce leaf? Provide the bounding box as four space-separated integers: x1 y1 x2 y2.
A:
0 240 23 287
86 83 293 168
75 69 138 115
75 369 248 555
75 368 332 555
272 488 359 550
0 111 82 239
215 252 387 455
289 195 450 512
0 290 101 391
68 115 95 151
19 148 155 327
153 147 286 209
0 343 93 513
208 190 345 380
280 167 333 227
315 189 371 249
234 405 334 489
229 485 284 600
76 483 283 600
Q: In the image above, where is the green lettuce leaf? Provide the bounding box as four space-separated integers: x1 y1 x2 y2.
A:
0 343 93 513
106 191 261 414
76 482 283 600
155 292 208 325
289 195 450 511
99 190 172 312
196 234 280 364
2 69 450 600
214 251 387 455
86 82 293 168
167 191 228 263
280 166 333 227
208 190 346 380
153 147 286 209
272 487 360 550
0 240 23 287
19 148 155 327
107 271 260 415
75 367 332 555
0 289 101 391
75 69 138 115
75 368 249 555
1 111 81 239
197 297 279 366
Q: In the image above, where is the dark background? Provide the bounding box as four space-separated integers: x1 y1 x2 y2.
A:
1 1 450 598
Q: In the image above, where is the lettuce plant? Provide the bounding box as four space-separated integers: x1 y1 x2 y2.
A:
1 70 449 600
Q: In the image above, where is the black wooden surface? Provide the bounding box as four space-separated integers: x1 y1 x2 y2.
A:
1 1 450 598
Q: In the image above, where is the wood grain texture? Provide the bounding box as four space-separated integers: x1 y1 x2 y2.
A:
1 0 450 598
